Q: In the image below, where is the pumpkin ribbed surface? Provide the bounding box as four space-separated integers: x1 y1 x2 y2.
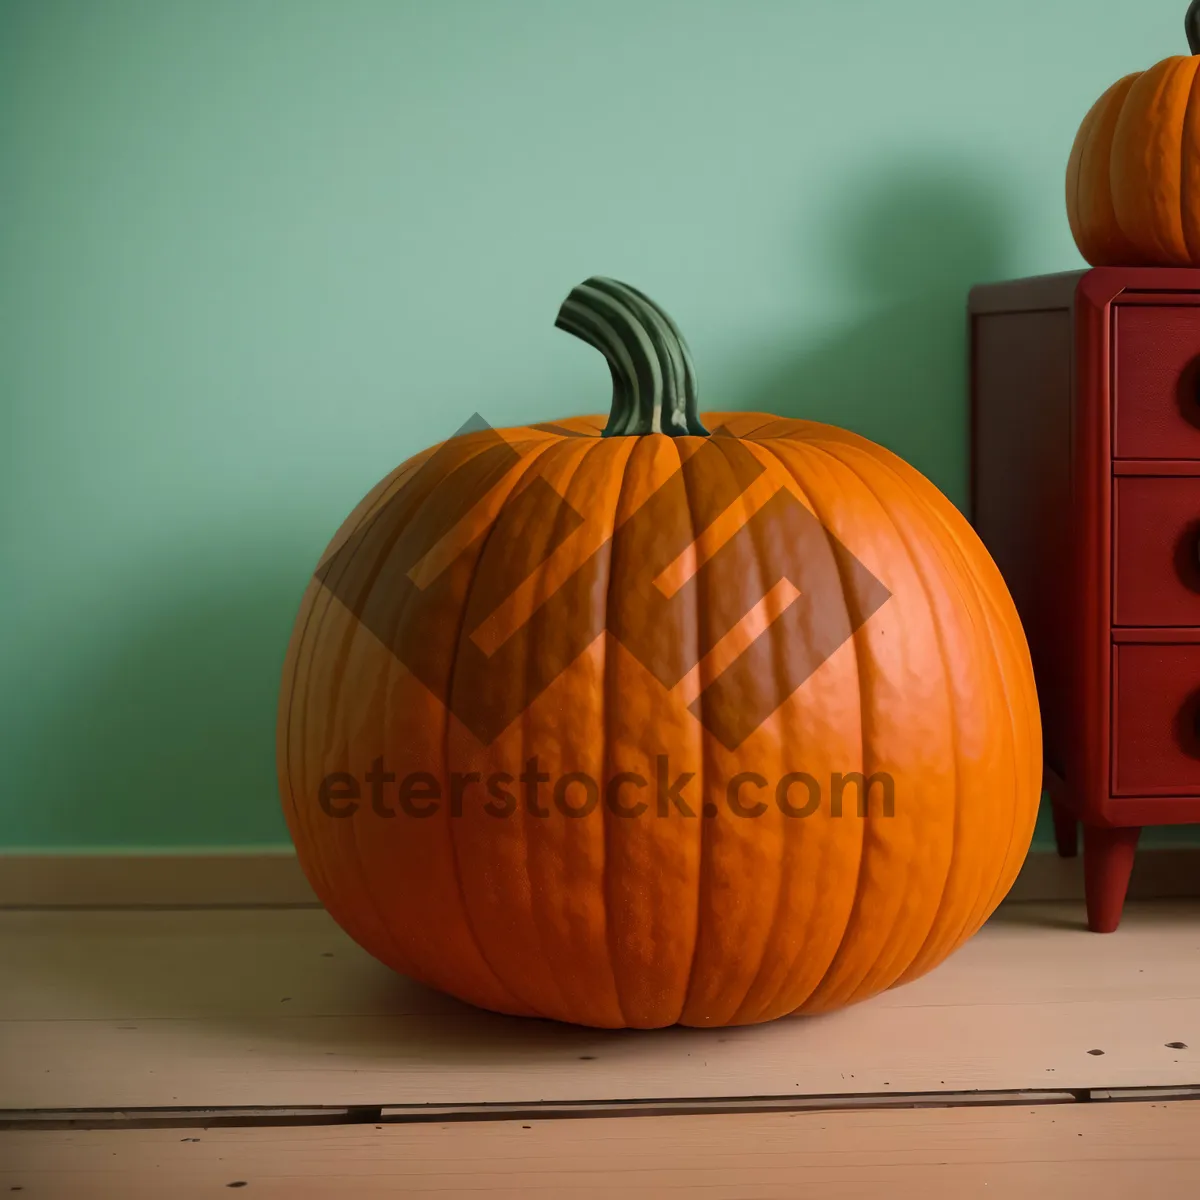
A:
1067 6 1200 267
277 411 1040 1028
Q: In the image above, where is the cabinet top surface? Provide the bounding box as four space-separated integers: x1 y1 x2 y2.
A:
969 267 1200 315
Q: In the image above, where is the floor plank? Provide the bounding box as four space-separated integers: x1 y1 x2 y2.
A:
5 901 1200 1020
5 1102 1200 1198
2 902 1198 1110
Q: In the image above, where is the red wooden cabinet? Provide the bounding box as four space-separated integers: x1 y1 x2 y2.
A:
970 268 1200 932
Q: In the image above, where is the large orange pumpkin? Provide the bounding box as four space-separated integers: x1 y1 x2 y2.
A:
278 277 1040 1028
1067 1 1200 266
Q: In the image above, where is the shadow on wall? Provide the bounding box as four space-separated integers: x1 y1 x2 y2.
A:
736 159 1018 510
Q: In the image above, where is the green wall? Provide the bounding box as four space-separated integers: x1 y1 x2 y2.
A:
1 0 1191 849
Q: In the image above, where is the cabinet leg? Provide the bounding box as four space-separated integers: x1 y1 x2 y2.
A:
1051 799 1077 858
1082 825 1141 933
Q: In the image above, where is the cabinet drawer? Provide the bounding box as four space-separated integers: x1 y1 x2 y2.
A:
1112 643 1200 796
1115 305 1200 459
1114 476 1200 626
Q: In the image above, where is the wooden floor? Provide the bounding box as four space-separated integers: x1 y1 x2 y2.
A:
2 900 1199 1196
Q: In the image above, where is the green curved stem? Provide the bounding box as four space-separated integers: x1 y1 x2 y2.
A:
1189 0 1200 54
555 277 709 437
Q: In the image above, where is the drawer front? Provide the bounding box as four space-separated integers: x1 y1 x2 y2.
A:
1114 476 1200 626
1112 644 1200 796
1115 305 1200 459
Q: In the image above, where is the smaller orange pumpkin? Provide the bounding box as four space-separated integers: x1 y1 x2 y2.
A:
1067 1 1200 267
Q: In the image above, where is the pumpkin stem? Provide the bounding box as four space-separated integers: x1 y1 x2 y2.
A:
554 277 709 437
1189 0 1200 54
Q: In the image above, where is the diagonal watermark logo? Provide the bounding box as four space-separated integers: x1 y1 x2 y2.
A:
316 416 890 750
